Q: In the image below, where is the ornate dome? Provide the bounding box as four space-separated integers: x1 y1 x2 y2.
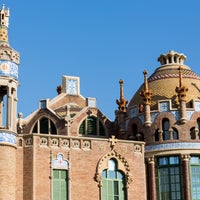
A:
128 50 200 111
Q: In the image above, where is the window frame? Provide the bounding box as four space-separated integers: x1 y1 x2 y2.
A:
32 117 57 135
101 159 127 200
190 156 200 200
157 156 183 200
79 116 106 137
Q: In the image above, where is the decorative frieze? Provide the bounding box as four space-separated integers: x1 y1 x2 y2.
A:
39 136 91 150
146 142 200 152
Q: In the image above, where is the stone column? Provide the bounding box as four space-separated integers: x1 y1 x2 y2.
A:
147 156 156 200
181 154 191 200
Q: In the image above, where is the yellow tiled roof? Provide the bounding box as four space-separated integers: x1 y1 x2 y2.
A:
128 65 200 110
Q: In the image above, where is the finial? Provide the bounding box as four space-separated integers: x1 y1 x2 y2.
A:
178 66 183 88
57 85 62 94
116 79 128 112
143 70 148 91
140 70 152 105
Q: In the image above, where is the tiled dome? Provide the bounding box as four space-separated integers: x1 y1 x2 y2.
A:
128 51 200 110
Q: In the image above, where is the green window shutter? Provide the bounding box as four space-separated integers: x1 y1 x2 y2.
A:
53 170 60 200
87 117 97 135
79 119 86 135
53 170 68 200
99 120 106 136
102 160 126 200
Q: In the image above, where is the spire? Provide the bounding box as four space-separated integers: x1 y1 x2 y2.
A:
140 70 152 127
175 66 188 102
116 79 128 112
0 4 10 45
175 66 188 123
140 70 152 105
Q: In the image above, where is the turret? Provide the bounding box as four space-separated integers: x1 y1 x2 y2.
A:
140 70 152 127
116 79 128 137
175 66 188 123
0 4 20 200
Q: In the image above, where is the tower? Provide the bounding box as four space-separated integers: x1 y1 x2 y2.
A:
0 4 20 199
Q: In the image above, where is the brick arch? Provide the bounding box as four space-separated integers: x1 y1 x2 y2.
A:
95 150 132 187
72 107 110 136
152 112 177 130
24 109 62 134
191 112 200 121
127 117 143 132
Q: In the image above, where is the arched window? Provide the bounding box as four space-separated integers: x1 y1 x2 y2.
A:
155 129 160 141
162 118 170 140
172 128 178 140
197 118 200 139
32 117 57 134
131 124 137 140
79 116 106 136
190 127 196 140
102 159 127 200
162 118 178 140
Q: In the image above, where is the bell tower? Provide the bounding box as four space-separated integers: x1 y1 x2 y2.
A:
0 4 20 199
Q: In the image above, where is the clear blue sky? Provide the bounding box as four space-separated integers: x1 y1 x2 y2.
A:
2 1 200 120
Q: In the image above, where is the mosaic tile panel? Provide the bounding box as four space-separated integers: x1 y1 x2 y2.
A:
0 132 16 145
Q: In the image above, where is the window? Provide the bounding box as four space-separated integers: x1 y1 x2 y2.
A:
53 170 68 200
162 118 178 140
173 128 178 140
157 156 183 200
190 127 196 140
32 117 57 134
155 129 160 141
102 159 127 200
190 156 200 200
79 116 106 136
197 119 200 139
162 118 170 140
131 124 137 140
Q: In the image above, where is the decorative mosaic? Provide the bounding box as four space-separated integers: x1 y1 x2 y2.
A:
194 101 200 111
52 153 69 169
149 71 200 82
130 107 137 117
0 132 16 145
146 142 200 152
159 101 169 112
0 60 18 79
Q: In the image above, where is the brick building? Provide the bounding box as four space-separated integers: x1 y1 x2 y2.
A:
0 4 200 200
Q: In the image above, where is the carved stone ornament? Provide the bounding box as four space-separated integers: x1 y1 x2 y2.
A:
95 150 133 187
